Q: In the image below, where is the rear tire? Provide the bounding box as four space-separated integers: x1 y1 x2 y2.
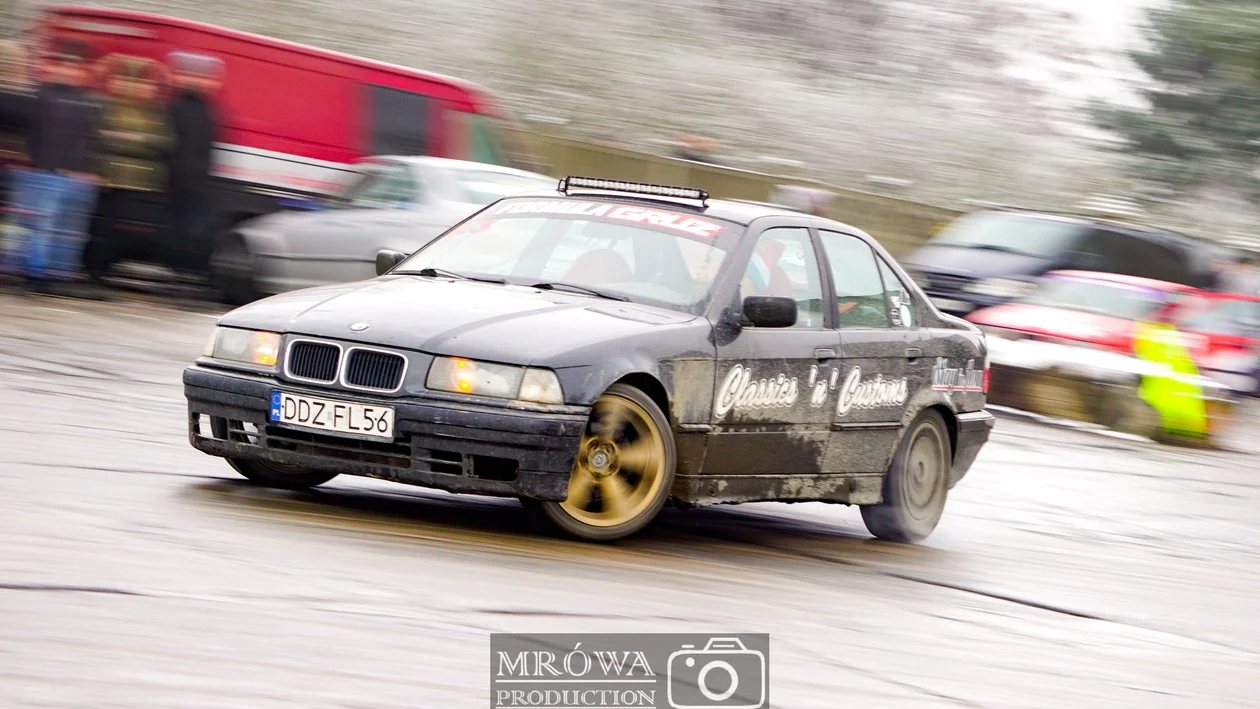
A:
210 234 260 305
861 409 951 543
227 457 339 490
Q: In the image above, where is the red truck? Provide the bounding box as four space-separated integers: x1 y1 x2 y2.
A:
31 6 530 282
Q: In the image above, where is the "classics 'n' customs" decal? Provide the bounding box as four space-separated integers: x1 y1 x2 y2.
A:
714 364 800 418
835 367 909 416
714 363 909 418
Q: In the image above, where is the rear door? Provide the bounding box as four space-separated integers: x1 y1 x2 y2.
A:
817 230 914 473
703 226 841 477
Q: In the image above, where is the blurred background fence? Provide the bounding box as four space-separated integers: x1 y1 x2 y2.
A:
518 131 963 258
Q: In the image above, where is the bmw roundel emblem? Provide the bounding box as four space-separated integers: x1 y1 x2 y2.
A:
349 322 370 332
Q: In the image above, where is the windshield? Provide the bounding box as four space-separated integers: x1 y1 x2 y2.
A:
393 199 741 312
449 169 556 205
1019 277 1177 320
933 212 1086 259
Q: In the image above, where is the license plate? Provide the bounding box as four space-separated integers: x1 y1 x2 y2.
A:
270 391 395 440
931 297 974 313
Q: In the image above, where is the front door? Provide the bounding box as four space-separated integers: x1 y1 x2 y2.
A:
702 227 840 476
818 230 916 473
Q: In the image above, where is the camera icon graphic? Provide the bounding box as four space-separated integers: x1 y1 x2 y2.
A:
666 637 767 709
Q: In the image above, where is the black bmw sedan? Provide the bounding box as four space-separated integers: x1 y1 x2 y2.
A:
185 177 994 542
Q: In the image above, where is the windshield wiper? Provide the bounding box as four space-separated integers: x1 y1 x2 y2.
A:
399 267 506 284
529 281 629 301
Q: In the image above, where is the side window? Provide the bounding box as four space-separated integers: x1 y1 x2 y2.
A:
740 228 825 328
877 258 916 328
1076 229 1130 272
1079 229 1188 283
818 231 891 328
1125 237 1191 283
1178 298 1260 336
370 85 431 156
349 164 417 207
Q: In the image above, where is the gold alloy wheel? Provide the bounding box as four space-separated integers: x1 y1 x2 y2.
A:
559 392 668 528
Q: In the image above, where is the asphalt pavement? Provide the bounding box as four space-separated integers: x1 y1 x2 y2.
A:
1 289 1257 708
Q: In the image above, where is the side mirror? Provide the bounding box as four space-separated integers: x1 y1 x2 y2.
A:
742 296 798 328
375 249 406 276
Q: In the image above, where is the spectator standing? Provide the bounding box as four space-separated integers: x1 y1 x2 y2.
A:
89 55 171 284
165 51 222 273
22 40 101 292
0 41 33 276
98 57 171 192
0 41 30 171
1213 252 1260 296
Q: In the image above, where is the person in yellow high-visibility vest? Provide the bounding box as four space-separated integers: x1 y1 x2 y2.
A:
1132 320 1208 437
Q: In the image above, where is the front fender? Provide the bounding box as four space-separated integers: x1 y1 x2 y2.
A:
555 351 671 407
234 225 291 265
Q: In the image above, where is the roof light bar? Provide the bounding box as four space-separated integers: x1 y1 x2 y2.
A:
559 176 708 204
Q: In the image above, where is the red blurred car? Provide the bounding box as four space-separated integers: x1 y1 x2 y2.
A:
1157 292 1260 394
965 270 1197 353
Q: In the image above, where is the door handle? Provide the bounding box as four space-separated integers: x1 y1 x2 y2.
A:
905 347 922 362
814 348 837 359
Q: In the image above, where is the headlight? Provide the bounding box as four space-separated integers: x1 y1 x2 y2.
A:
426 356 564 405
964 278 1036 299
205 327 281 368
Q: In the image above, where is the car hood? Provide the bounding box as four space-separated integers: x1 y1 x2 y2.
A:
968 303 1135 346
903 244 1054 280
217 276 700 366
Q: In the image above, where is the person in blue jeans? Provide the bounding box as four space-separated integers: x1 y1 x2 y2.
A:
0 40 32 276
19 39 102 293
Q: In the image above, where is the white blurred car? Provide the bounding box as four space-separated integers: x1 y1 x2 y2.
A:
210 157 556 303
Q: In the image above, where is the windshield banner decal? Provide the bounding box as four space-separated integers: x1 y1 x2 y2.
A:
485 200 725 238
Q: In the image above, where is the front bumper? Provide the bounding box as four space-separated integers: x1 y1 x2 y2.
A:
949 409 995 487
184 365 589 501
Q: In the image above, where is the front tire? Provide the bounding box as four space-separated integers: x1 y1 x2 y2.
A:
226 458 339 490
861 410 951 543
530 383 675 542
210 234 260 305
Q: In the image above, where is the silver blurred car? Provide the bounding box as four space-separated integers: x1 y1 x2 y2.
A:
210 157 555 303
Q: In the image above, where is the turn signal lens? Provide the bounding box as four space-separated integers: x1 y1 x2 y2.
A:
207 327 282 369
519 368 564 405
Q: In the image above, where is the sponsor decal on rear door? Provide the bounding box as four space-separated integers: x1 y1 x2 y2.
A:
931 358 983 392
